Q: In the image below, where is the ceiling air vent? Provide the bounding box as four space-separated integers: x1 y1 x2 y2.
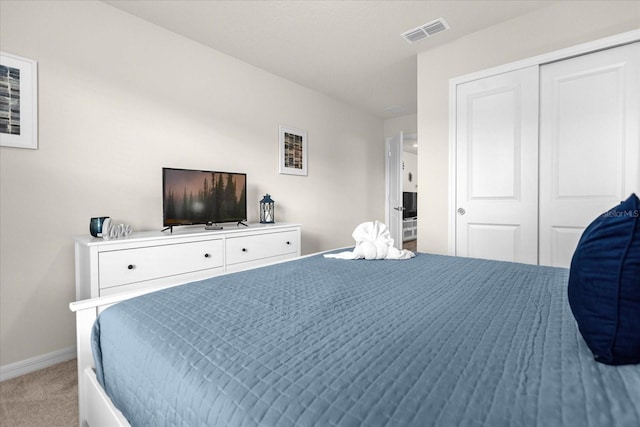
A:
401 18 449 44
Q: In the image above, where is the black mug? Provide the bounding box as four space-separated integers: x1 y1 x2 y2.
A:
90 217 109 237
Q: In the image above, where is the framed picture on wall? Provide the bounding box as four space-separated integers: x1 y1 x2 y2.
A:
0 52 38 150
279 125 307 176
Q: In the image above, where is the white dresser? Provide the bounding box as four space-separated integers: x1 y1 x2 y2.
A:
74 223 301 299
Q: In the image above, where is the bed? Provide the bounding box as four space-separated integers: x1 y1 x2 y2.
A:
70 250 640 427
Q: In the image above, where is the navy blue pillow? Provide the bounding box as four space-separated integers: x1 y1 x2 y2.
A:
568 193 640 365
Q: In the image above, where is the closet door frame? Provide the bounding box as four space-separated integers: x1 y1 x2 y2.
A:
447 29 640 256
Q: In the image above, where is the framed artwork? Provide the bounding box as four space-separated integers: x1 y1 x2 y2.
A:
0 52 38 149
279 125 307 176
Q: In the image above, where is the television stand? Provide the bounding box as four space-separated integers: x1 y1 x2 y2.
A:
74 223 301 299
402 217 418 242
237 221 248 227
161 225 174 233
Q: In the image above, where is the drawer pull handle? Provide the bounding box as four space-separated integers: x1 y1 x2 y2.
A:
286 241 291 245
242 248 247 252
204 253 210 258
127 264 135 270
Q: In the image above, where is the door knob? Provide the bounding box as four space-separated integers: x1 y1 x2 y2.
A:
457 208 466 215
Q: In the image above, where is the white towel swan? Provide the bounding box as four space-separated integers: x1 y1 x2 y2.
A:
324 221 415 260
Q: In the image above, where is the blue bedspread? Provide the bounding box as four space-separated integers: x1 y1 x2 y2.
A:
92 253 640 426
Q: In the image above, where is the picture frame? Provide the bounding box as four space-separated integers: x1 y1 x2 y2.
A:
279 125 307 176
0 52 38 150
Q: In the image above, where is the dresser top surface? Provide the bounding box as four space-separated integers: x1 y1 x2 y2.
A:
74 223 301 246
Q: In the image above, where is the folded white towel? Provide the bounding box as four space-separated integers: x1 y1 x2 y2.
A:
324 221 415 260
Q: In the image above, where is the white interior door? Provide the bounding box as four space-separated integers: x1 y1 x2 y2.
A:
455 66 539 264
539 42 640 267
386 133 403 249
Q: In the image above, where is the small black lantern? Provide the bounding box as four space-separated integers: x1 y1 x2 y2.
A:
260 194 275 224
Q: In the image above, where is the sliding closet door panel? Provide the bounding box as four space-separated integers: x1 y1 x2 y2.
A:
456 66 539 264
467 224 521 262
539 42 640 267
469 90 517 198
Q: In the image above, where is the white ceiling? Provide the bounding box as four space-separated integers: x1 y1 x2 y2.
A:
103 1 556 119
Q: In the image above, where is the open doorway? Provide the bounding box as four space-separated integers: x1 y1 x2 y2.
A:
401 133 418 251
384 115 418 251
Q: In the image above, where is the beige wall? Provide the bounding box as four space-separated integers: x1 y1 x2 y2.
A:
0 1 384 366
417 0 640 255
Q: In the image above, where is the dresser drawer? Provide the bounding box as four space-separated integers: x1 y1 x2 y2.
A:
226 230 298 266
98 239 224 289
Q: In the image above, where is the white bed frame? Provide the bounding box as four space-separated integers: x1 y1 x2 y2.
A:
71 287 152 427
69 250 343 427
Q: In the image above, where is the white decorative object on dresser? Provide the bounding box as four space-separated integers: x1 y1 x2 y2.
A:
74 223 301 299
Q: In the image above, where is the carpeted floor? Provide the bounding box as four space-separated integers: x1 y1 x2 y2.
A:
0 359 78 426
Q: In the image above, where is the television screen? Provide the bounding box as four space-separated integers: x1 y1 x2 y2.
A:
403 192 418 219
163 168 247 227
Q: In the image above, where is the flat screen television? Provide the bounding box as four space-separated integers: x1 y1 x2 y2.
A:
163 168 247 229
403 191 418 219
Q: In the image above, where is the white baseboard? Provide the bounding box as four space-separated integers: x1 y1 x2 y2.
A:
0 346 76 382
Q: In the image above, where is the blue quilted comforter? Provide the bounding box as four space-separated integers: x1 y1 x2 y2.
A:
92 252 640 426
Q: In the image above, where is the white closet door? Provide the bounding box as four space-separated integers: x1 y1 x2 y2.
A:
539 42 640 267
455 66 539 264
